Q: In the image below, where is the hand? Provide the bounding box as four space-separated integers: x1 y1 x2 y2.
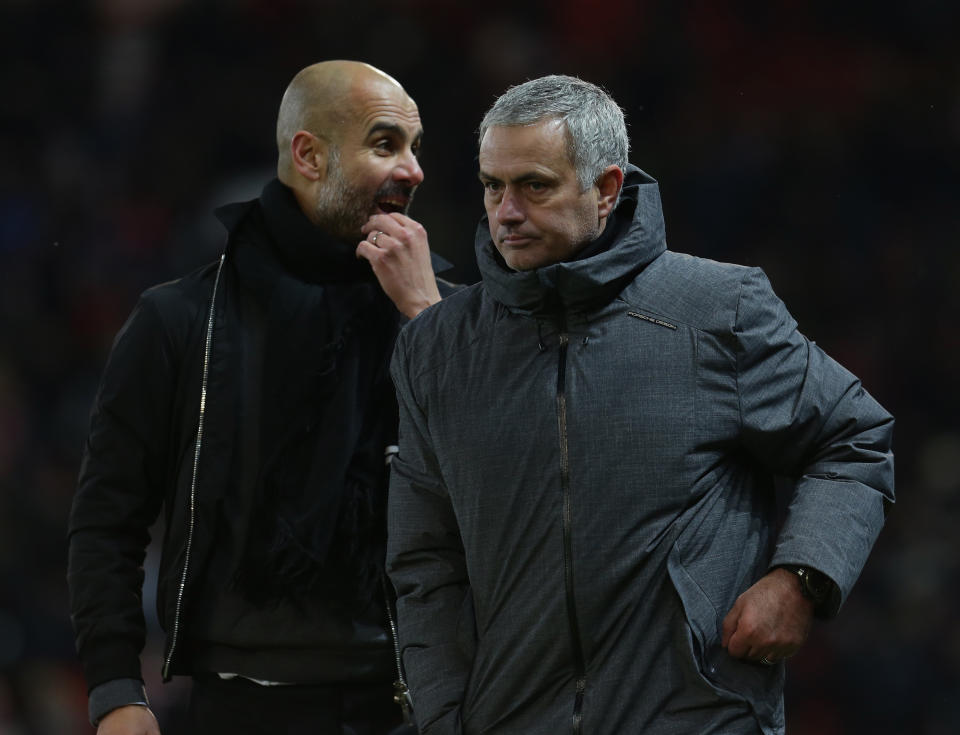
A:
357 213 441 319
96 704 160 735
721 567 814 665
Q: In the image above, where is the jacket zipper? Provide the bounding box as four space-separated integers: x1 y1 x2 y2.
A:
382 573 415 725
163 253 225 679
557 327 587 734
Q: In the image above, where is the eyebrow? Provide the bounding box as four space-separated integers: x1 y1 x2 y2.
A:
478 170 549 185
367 121 424 145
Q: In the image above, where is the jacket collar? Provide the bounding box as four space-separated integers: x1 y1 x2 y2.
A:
217 179 374 284
476 164 668 315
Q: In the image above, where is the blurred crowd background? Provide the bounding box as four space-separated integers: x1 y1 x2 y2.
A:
1 1 958 733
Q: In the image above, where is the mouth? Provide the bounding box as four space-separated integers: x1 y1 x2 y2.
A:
499 234 534 247
375 185 414 215
376 198 408 214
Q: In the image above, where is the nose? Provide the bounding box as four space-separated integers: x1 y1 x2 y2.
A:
496 188 524 225
396 150 424 187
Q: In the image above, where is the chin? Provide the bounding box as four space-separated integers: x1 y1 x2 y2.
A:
495 238 553 271
505 257 542 272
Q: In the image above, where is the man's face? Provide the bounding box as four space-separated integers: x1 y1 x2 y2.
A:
314 78 424 242
478 119 602 271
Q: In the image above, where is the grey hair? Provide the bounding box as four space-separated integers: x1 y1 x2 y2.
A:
478 74 629 190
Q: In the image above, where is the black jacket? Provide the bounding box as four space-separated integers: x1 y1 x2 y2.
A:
68 189 454 721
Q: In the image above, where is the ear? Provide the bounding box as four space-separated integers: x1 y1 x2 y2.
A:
595 165 624 218
290 130 328 182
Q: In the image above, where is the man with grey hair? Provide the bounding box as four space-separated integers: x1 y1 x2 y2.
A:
68 60 452 735
386 75 894 733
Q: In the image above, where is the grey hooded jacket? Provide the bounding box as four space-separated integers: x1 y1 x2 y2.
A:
387 166 894 734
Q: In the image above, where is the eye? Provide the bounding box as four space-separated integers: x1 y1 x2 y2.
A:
374 138 394 154
482 180 502 194
527 180 546 193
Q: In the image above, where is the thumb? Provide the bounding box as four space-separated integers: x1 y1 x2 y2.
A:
721 599 741 648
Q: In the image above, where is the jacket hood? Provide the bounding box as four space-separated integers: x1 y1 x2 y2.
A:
475 164 667 315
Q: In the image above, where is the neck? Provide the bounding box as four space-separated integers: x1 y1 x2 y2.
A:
280 176 319 226
259 178 373 284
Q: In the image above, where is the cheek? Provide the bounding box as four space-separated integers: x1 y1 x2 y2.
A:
363 165 389 190
350 158 388 188
537 204 597 258
485 201 498 233
540 209 583 240
569 201 599 239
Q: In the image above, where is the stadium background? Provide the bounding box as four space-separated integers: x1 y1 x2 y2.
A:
0 1 957 732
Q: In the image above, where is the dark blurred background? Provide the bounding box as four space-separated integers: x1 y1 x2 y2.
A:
1 0 958 732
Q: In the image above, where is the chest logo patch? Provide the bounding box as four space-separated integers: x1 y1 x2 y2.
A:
627 311 677 330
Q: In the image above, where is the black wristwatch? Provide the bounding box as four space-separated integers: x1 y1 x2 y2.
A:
778 564 833 608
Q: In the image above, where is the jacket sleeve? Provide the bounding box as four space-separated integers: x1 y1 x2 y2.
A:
386 330 471 735
67 292 179 693
733 268 895 616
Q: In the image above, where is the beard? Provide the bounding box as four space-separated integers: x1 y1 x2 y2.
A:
313 148 414 243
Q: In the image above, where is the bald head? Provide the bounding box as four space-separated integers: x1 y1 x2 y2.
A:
273 60 424 240
276 60 408 181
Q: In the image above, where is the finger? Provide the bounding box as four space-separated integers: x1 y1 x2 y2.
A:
356 240 380 262
720 604 740 648
361 220 386 240
360 217 384 237
726 631 753 660
723 606 762 659
362 213 403 237
384 211 416 227
363 213 424 243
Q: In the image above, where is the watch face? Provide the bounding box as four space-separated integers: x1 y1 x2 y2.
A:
801 568 831 602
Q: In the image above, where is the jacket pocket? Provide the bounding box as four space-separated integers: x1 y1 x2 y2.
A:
667 545 786 734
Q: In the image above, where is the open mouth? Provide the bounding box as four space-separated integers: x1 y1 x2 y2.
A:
377 198 408 214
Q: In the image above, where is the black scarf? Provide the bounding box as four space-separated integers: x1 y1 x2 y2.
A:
231 179 399 612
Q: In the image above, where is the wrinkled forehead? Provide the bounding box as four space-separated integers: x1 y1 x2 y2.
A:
478 119 569 169
341 77 422 141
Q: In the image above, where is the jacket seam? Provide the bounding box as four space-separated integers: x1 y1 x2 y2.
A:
406 292 503 384
733 271 751 434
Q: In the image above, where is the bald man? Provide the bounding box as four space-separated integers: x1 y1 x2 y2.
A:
68 61 452 735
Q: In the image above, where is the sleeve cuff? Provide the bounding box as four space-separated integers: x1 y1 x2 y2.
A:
89 678 149 726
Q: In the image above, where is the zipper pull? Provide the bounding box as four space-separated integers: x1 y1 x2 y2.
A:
393 679 415 726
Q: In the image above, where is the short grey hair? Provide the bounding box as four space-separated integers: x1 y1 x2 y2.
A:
478 74 629 190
